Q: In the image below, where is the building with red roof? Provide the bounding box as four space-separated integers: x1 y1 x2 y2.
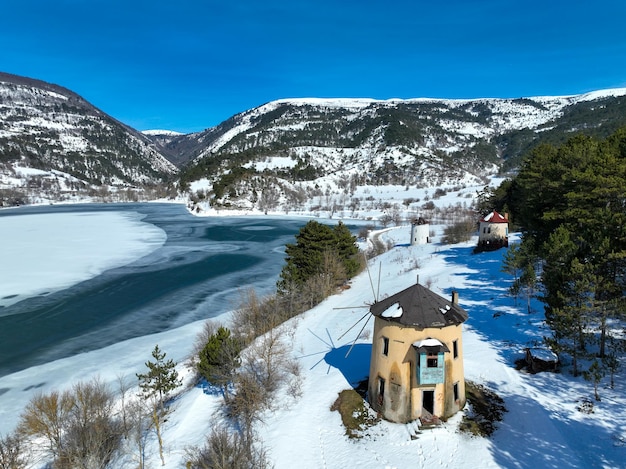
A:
476 210 509 251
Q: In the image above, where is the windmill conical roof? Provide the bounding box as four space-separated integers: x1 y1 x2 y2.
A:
370 283 468 329
479 211 508 223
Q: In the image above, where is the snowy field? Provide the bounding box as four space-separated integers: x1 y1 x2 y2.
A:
0 211 625 468
250 229 626 469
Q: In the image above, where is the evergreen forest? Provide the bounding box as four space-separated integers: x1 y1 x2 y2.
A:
488 127 626 378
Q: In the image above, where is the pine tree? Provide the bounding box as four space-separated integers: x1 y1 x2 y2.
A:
198 327 241 397
332 221 360 277
583 360 603 401
136 345 181 466
277 220 359 294
504 128 626 379
502 243 524 304
136 345 181 413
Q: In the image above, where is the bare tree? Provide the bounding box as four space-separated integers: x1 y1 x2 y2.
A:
390 206 403 226
245 329 286 394
0 432 29 469
118 397 152 469
59 378 122 469
231 289 284 344
18 389 74 460
241 325 301 400
226 371 266 447
379 214 392 228
185 424 269 469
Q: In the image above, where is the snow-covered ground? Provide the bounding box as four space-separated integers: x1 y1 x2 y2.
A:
1 210 625 468
228 228 625 469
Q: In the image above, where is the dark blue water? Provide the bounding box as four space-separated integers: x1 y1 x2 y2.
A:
0 204 316 377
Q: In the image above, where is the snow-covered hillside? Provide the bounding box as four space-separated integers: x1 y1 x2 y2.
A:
178 87 626 213
2 208 624 468
2 70 626 211
190 88 626 156
0 72 177 199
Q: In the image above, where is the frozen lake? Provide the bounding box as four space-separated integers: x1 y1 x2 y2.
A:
0 203 320 432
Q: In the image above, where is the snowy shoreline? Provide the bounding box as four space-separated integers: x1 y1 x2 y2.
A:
1 204 624 468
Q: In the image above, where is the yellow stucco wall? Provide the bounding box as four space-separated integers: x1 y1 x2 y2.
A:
368 317 466 423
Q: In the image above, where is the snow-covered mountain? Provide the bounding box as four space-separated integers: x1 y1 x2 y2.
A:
175 89 626 211
184 89 626 160
0 72 177 203
2 70 626 208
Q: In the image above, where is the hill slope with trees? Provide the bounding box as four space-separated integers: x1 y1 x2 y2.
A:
486 127 626 378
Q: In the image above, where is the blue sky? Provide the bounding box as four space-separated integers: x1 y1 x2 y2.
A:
2 0 625 133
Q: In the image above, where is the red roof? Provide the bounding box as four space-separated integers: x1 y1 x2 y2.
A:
479 211 508 223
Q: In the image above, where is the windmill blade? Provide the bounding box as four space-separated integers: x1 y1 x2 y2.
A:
345 314 373 358
332 305 371 310
377 261 381 302
337 310 371 341
364 252 377 303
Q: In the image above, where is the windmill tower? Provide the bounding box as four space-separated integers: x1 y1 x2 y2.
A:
410 217 429 245
367 278 468 424
477 210 509 251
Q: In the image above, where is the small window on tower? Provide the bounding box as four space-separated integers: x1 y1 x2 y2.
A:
427 353 438 368
382 337 389 356
377 377 386 406
453 340 458 359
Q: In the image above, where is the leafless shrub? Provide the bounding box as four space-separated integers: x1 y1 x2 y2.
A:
226 324 303 442
286 361 303 400
231 289 283 344
442 218 476 244
18 378 123 469
118 397 151 469
225 371 266 445
185 424 269 469
0 432 29 469
357 224 375 239
18 389 74 459
243 328 291 395
0 188 29 207
367 238 388 259
359 329 371 341
58 378 122 469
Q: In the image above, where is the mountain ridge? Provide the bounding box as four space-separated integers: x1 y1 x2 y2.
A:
2 71 626 209
0 72 177 204
175 88 626 213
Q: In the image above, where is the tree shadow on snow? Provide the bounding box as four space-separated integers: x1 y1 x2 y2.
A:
197 377 225 397
489 392 623 469
440 243 626 468
440 244 548 367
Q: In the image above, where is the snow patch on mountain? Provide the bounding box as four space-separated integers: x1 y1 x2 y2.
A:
244 156 299 171
142 129 184 136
